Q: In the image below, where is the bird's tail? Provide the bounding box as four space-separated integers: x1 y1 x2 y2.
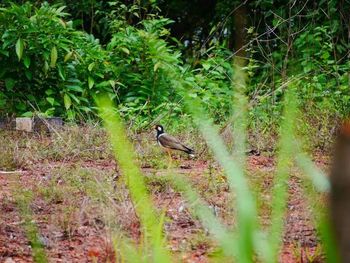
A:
184 146 195 157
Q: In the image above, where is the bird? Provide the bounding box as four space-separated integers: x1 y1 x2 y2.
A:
155 124 195 158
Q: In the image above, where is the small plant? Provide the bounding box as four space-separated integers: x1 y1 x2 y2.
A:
13 186 48 263
0 131 17 170
56 204 78 238
305 244 324 263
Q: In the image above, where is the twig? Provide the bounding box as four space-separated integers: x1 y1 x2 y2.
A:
0 170 24 174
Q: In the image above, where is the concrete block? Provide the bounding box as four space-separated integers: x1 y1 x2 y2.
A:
16 117 33 132
14 117 63 133
33 117 63 133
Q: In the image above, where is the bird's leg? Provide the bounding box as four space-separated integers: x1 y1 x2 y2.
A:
167 149 173 169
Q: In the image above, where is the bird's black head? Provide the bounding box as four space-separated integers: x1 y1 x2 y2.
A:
155 124 164 136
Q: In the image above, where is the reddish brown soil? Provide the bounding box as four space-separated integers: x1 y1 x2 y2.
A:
0 154 327 262
0 173 33 262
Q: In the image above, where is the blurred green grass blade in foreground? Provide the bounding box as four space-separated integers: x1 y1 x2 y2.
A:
296 151 339 262
265 88 298 262
96 95 172 263
295 137 339 261
296 153 330 193
182 98 258 261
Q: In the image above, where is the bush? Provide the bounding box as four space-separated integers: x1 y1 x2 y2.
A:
0 2 236 127
0 2 116 119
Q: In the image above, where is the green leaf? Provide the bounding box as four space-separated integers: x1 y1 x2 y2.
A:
45 89 54 96
96 81 111 88
22 111 33 117
80 106 92 112
57 64 66 80
58 19 66 28
16 38 24 61
109 80 116 88
0 50 9 57
88 62 95 72
16 102 26 111
43 61 49 74
202 62 211 70
5 78 15 90
23 56 30 68
322 51 330 60
154 62 162 72
69 93 80 104
64 51 73 62
44 107 55 116
50 46 58 68
63 93 72 109
88 76 95 89
46 97 55 106
121 47 130 55
25 70 32 80
56 6 66 15
65 85 83 92
247 27 254 34
67 109 75 120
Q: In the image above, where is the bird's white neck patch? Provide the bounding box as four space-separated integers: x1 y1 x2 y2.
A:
157 126 162 131
158 133 165 138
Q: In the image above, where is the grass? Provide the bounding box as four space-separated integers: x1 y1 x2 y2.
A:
0 122 333 262
11 181 48 263
0 131 18 170
0 125 112 169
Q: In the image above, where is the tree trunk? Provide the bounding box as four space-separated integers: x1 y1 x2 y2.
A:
330 121 350 262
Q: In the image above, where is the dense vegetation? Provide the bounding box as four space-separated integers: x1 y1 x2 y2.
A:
0 0 349 143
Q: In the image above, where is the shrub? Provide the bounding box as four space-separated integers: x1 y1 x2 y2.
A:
0 2 116 119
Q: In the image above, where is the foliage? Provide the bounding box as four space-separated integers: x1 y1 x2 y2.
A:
191 47 234 122
0 0 350 150
0 2 233 125
107 16 183 126
0 2 115 119
245 0 350 137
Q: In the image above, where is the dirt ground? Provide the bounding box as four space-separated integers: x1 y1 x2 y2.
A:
0 152 328 263
0 128 330 263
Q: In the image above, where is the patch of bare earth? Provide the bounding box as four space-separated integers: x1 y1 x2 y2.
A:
0 172 32 262
0 154 326 262
21 169 115 263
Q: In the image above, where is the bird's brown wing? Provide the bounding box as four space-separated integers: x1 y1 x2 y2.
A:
158 133 191 152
